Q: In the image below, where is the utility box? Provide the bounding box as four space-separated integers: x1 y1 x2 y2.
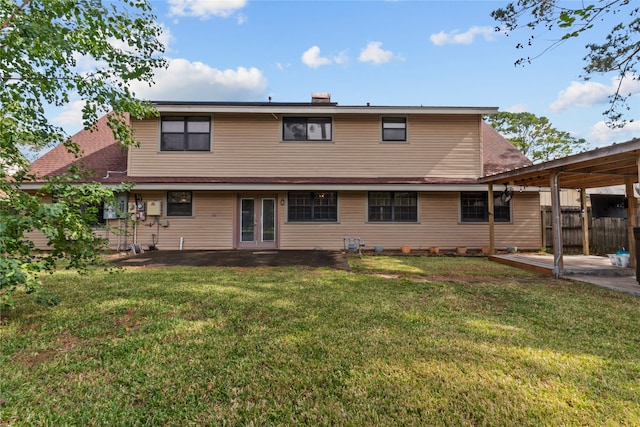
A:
103 194 128 219
147 200 162 216
103 200 119 219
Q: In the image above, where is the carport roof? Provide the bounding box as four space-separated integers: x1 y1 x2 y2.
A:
478 137 640 189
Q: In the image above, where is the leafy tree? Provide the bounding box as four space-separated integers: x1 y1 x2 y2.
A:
0 0 166 306
485 112 587 163
491 0 639 127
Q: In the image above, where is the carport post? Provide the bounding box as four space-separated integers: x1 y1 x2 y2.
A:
580 188 589 256
550 171 563 277
628 177 638 269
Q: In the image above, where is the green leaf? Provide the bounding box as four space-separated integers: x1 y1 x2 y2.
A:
0 0 165 305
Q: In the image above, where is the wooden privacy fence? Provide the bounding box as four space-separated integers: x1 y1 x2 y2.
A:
541 207 629 254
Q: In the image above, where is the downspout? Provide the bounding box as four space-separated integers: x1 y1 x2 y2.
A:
488 183 495 254
104 170 127 179
551 171 564 277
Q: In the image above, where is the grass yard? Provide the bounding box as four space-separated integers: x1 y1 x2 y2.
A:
1 256 639 426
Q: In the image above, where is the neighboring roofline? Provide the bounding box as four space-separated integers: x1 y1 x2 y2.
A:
478 137 640 186
151 101 499 116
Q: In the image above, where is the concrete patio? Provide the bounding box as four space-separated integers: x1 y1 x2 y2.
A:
491 253 640 297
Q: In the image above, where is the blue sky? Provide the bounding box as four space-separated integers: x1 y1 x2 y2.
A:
53 0 640 149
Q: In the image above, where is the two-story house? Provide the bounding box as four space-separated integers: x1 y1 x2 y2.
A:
29 94 540 252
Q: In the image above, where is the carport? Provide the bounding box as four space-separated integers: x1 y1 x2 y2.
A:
479 137 640 278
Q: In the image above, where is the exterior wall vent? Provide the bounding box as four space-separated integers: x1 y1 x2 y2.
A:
311 92 331 103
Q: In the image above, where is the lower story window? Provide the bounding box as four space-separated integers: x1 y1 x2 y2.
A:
460 191 511 222
80 203 106 226
288 191 337 222
167 191 193 216
368 192 417 222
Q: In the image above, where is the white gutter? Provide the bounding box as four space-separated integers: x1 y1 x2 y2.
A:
99 183 544 192
153 104 499 116
19 180 544 192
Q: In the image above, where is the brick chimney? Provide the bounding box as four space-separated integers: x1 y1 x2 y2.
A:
311 92 331 103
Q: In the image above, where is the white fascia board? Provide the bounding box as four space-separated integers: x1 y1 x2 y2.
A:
129 183 542 192
19 182 543 193
153 104 499 116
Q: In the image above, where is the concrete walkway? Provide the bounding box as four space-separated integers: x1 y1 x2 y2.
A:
565 274 640 297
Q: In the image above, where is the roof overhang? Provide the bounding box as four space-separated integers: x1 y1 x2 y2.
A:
19 181 541 193
478 138 640 190
127 183 520 192
151 102 499 116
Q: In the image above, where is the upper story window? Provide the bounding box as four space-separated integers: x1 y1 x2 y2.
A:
283 117 332 141
167 191 193 217
382 117 407 142
288 191 337 222
368 192 417 222
460 191 511 223
161 116 211 151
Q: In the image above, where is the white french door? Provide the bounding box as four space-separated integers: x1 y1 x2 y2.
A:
238 196 277 249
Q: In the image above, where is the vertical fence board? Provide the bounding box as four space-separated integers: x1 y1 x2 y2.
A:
541 207 628 254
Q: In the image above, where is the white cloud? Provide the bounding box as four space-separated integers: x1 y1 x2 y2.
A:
588 120 640 146
168 0 247 19
505 104 529 113
51 100 86 133
301 46 350 69
333 50 349 65
49 58 268 135
550 76 640 112
157 24 176 53
236 13 247 24
358 42 394 65
72 52 105 74
429 26 496 46
76 23 172 68
108 23 174 55
130 58 268 101
549 81 611 112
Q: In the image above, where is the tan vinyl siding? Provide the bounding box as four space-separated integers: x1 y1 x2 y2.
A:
129 114 482 178
29 190 540 251
26 228 115 250
123 191 234 250
26 230 52 249
280 191 541 251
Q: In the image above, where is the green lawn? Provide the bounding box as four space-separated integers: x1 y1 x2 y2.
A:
1 257 639 426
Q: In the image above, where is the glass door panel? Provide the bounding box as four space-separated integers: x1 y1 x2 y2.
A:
238 196 277 249
262 199 275 242
240 199 255 242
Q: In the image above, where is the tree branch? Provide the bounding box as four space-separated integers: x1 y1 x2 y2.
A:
0 0 31 31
